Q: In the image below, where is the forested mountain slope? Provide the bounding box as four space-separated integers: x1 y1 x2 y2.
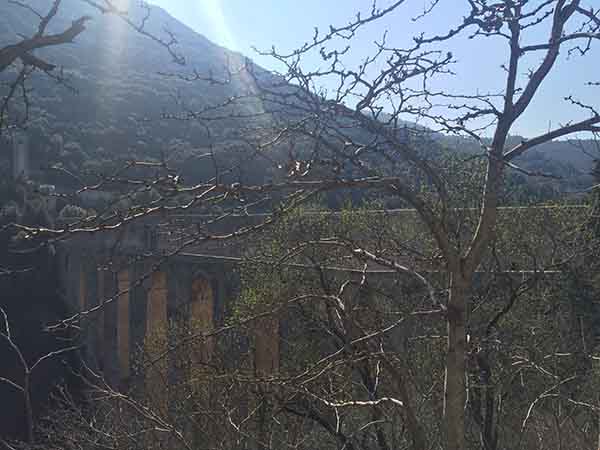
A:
0 1 595 193
0 0 276 184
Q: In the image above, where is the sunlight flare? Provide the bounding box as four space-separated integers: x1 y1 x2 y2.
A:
201 0 237 51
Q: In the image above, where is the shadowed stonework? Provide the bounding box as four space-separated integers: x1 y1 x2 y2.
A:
117 269 130 381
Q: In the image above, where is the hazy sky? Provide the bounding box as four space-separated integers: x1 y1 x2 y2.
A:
149 0 599 138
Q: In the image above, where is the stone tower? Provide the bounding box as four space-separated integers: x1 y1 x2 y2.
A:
11 131 29 180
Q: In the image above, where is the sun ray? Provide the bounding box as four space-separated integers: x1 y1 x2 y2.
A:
201 0 237 52
199 1 268 119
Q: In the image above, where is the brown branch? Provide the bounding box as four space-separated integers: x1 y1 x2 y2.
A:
0 16 91 73
512 1 578 119
504 115 600 161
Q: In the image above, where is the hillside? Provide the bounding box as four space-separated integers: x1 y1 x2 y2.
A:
0 0 596 194
0 0 277 184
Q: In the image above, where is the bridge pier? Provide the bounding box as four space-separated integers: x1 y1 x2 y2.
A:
117 269 130 383
59 240 282 411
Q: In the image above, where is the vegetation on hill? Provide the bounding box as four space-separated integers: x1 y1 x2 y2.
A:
0 1 595 195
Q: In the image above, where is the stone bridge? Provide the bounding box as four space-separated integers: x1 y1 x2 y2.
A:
55 206 586 390
55 213 281 392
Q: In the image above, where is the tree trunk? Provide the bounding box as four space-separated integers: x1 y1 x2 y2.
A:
445 271 468 450
23 373 33 444
597 358 600 450
383 360 427 450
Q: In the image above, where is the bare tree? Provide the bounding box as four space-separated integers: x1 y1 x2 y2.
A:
2 2 600 450
0 307 77 446
235 2 600 449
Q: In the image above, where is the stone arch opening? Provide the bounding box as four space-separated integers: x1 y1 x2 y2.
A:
254 315 280 377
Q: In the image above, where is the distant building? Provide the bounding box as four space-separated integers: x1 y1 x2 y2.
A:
51 133 64 155
39 184 57 214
